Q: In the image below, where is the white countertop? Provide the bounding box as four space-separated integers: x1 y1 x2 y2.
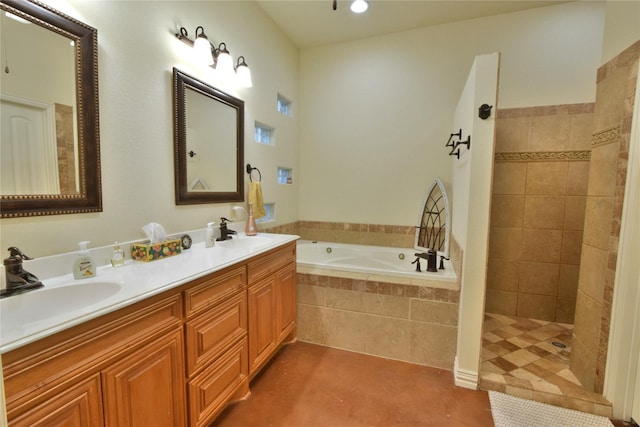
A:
0 233 298 354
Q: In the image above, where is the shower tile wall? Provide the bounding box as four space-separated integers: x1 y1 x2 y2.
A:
571 41 639 393
486 104 594 323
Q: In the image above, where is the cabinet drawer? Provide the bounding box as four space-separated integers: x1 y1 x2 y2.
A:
187 338 248 427
247 243 296 284
185 291 247 376
184 265 246 318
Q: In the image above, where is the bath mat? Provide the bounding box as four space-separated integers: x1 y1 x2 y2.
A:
489 391 613 427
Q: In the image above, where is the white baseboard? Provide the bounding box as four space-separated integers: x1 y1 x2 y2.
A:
453 356 479 389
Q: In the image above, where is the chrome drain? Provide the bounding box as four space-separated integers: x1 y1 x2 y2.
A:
552 341 567 349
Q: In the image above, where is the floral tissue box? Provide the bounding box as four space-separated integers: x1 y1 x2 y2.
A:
131 239 182 262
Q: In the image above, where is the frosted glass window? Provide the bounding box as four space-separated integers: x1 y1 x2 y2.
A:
277 94 292 116
277 167 293 184
254 122 274 145
256 203 274 223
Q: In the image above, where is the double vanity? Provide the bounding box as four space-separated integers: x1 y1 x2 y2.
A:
1 233 298 427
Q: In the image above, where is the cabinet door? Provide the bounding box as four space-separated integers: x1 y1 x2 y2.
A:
9 375 103 427
248 277 277 376
276 263 297 343
102 329 186 427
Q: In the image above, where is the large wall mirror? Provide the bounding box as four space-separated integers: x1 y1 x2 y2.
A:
0 0 101 218
173 68 244 204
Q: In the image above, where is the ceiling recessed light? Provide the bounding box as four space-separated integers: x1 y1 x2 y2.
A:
350 0 368 14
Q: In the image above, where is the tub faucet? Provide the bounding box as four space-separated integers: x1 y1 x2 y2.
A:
2 247 44 298
217 217 237 241
414 249 438 272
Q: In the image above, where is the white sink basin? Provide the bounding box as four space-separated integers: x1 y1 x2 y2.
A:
216 236 274 251
1 282 122 326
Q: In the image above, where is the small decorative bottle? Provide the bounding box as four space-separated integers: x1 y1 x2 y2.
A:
111 242 125 268
245 203 258 236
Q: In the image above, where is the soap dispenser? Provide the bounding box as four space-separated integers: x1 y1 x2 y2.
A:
245 203 258 236
205 222 216 248
111 242 125 268
73 241 96 279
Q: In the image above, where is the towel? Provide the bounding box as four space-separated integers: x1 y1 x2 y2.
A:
249 181 266 219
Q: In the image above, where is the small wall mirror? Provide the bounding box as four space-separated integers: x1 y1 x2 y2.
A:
415 177 450 257
0 0 102 218
173 68 244 204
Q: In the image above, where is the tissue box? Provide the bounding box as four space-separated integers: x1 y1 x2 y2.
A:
131 239 182 262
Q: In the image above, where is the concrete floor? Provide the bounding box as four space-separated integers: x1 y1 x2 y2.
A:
211 342 494 426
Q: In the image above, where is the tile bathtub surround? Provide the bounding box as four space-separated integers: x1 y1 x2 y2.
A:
480 313 612 418
267 221 460 260
572 41 640 393
297 272 459 369
296 221 416 248
486 102 595 323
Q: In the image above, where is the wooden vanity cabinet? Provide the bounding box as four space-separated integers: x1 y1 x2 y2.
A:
247 242 297 377
2 291 185 427
2 240 297 427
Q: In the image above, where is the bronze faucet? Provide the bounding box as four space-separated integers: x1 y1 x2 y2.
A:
1 247 44 298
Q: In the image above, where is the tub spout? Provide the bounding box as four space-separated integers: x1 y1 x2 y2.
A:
414 249 438 273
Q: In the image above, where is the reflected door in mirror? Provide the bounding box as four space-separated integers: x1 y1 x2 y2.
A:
0 7 78 196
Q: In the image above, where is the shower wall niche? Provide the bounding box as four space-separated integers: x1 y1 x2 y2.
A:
485 104 594 323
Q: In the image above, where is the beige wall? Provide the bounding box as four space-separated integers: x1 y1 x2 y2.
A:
486 104 594 323
298 2 605 227
601 0 640 65
0 0 299 257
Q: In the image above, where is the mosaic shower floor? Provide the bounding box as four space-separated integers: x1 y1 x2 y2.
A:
479 312 612 417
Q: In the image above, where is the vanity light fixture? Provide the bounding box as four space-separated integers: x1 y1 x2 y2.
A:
193 26 214 65
235 56 253 88
175 26 252 87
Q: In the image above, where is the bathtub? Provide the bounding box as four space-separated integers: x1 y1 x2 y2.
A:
296 240 457 287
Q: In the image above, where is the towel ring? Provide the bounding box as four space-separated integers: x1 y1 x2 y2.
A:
246 163 262 182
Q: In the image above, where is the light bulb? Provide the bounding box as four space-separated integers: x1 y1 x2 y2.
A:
193 36 213 65
216 51 235 79
235 57 253 88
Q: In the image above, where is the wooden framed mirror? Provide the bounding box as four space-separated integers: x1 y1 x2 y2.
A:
173 68 244 204
0 0 102 218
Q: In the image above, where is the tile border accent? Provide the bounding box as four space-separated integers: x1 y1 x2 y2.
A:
591 126 620 147
298 221 414 235
495 151 591 162
297 273 460 304
497 103 595 119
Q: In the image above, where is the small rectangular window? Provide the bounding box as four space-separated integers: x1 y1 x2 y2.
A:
255 122 274 145
277 94 292 116
256 203 274 223
277 167 293 184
